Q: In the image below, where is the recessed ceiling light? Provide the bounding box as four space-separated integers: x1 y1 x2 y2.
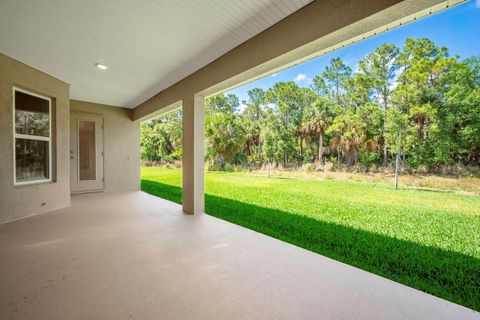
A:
95 63 108 70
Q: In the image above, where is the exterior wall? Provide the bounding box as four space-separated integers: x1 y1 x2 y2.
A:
70 100 140 194
0 53 71 224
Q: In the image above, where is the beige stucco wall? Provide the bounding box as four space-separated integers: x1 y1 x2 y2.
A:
70 100 140 194
0 53 71 224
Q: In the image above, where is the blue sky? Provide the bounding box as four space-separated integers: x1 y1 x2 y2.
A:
227 0 480 107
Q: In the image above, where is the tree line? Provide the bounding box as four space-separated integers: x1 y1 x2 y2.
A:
141 38 480 175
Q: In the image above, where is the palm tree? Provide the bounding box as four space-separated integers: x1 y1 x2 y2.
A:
303 97 333 164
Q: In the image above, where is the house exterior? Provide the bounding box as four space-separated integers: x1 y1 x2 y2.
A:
0 0 456 224
1 1 479 319
0 53 140 223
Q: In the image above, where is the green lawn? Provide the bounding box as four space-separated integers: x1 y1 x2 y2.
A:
141 167 480 311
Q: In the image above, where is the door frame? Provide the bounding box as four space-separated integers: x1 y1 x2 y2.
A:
70 111 105 194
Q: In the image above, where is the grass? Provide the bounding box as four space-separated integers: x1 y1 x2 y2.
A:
141 167 480 311
230 168 480 195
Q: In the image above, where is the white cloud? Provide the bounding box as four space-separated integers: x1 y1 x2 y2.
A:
270 73 278 77
294 73 307 82
476 0 480 8
237 103 247 113
294 73 313 85
353 63 361 73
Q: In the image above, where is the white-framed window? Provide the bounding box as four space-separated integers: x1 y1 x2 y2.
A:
13 87 52 185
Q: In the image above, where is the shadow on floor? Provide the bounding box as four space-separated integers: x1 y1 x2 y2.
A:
141 179 480 311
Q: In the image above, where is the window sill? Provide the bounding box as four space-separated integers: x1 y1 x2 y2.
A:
14 179 53 187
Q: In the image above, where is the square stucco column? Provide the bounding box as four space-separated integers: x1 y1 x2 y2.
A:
182 94 205 214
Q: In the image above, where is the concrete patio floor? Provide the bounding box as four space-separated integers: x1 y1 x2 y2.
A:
0 191 478 320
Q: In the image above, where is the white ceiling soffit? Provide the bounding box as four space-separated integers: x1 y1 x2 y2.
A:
0 0 312 108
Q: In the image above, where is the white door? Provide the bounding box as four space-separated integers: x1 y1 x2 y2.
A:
70 112 104 193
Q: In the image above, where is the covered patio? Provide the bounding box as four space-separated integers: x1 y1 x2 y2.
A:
0 192 476 320
1 0 479 318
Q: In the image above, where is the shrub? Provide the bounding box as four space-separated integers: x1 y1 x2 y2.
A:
324 161 335 172
359 152 380 171
304 163 315 173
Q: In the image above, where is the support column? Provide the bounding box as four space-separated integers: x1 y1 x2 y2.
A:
182 94 205 214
